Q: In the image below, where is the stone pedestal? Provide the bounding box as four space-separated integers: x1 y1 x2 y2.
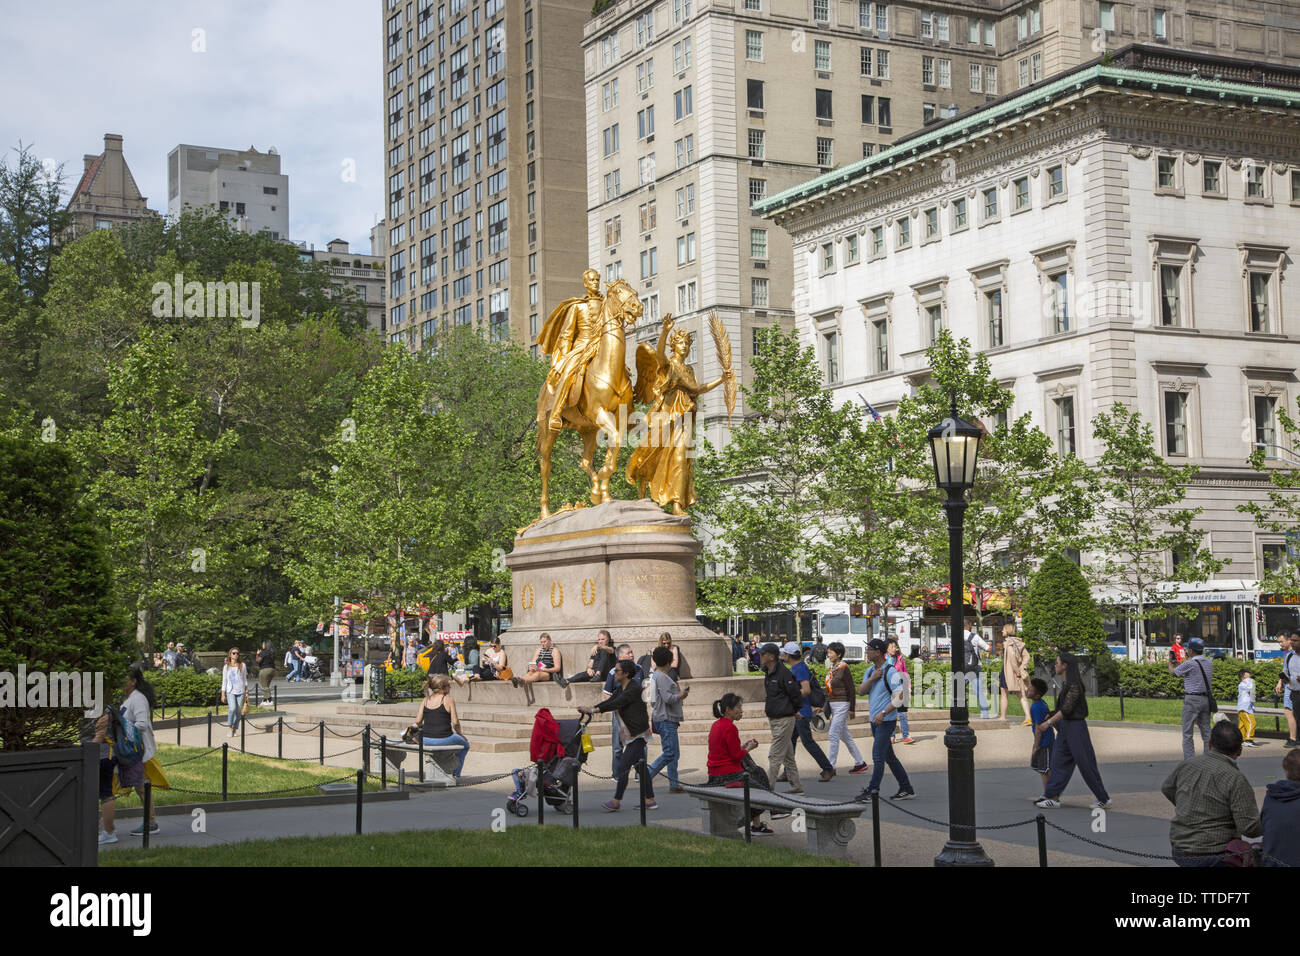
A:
503 499 730 678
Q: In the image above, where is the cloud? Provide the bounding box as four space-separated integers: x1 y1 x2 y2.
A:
0 0 382 252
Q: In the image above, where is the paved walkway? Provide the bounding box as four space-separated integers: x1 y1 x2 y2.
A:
111 711 1292 867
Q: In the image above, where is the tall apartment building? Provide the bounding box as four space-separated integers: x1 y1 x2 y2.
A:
167 144 290 240
582 0 1300 428
298 239 388 333
379 0 590 351
65 133 152 240
757 44 1300 590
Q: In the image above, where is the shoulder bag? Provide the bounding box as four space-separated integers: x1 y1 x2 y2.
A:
1195 659 1216 714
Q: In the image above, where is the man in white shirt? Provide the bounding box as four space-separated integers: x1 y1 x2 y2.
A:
961 621 993 718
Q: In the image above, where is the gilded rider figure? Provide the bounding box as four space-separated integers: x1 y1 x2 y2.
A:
536 268 605 433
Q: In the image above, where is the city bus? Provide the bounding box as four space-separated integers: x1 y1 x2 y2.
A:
1099 580 1287 661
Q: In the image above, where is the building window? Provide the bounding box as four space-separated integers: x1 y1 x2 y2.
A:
1013 176 1030 211
823 331 840 383
750 228 768 259
876 50 890 80
638 106 655 139
896 217 911 249
1046 165 1065 200
637 58 655 92
1055 396 1076 455
815 40 831 71
816 137 834 167
747 78 764 111
870 225 885 257
813 0 829 22
938 59 951 88
984 65 997 93
1153 8 1167 39
922 103 937 124
876 3 888 31
922 55 934 85
676 184 695 218
859 0 871 29
1164 391 1188 456
748 128 765 159
846 234 860 264
675 134 695 167
640 246 659 279
816 88 833 120
1249 272 1273 333
1291 170 1300 203
1246 163 1268 201
951 197 968 230
746 30 763 60
639 200 657 232
982 186 999 223
749 178 766 205
676 280 698 312
602 124 620 157
1049 272 1069 333
752 277 770 307
984 289 1004 347
861 95 874 124
924 303 942 346
871 318 889 373
673 37 692 72
923 207 939 241
1263 542 1288 575
861 47 873 76
673 85 693 120
1018 58 1029 88
1202 161 1223 196
1099 2 1115 32
676 233 697 265
1255 395 1278 448
970 63 982 92
1158 264 1182 326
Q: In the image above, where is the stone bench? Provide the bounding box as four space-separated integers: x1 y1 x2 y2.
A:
1218 705 1285 716
679 783 868 859
369 739 462 788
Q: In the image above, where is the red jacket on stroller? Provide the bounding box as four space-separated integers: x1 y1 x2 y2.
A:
529 708 563 764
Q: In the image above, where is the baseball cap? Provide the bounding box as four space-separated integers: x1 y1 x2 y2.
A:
1186 637 1205 651
780 641 801 656
867 638 889 653
760 642 780 657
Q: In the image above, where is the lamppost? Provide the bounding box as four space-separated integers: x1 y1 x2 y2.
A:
928 396 993 867
330 464 344 687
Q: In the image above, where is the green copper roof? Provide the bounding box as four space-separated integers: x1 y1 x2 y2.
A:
755 64 1300 218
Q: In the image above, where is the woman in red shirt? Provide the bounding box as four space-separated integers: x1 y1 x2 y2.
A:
707 693 776 835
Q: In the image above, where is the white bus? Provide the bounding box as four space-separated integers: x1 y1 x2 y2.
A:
1098 580 1287 661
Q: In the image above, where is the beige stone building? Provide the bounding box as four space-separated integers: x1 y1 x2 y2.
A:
581 0 1300 430
758 44 1300 617
65 133 152 240
167 144 290 241
378 0 590 351
299 238 388 333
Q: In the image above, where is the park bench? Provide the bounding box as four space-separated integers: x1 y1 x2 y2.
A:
1217 704 1288 737
369 738 462 788
679 783 868 859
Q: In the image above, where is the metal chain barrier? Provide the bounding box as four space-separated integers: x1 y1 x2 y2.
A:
160 774 359 798
159 746 222 767
1040 819 1179 862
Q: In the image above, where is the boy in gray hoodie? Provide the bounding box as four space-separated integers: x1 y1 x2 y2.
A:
645 645 689 792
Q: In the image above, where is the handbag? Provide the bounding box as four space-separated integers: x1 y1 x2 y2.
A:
401 723 421 744
497 666 514 682
1196 660 1217 714
740 753 771 791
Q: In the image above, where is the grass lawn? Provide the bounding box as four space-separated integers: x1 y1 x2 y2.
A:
102 824 848 867
112 744 378 808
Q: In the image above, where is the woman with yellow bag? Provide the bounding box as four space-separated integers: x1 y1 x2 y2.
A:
221 647 249 738
119 666 160 836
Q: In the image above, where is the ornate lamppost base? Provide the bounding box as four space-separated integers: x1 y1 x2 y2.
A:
934 841 996 867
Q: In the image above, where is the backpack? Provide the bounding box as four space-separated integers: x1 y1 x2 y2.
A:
113 706 145 766
963 633 981 670
800 664 826 709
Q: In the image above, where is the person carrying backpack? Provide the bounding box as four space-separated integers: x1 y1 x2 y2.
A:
961 621 992 718
783 643 835 783
117 666 159 835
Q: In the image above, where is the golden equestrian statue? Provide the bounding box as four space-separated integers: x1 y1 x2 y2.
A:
536 270 643 518
625 312 736 515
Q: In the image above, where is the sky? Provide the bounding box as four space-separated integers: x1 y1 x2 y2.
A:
1 0 383 253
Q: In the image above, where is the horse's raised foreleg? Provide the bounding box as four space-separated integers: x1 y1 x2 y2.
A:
538 413 555 519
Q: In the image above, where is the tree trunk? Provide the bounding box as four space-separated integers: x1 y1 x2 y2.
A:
136 606 155 659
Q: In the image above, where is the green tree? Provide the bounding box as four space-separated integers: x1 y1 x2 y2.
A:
71 329 246 656
694 326 860 640
1085 402 1224 655
1020 553 1108 657
286 346 477 624
1239 394 1300 597
0 432 130 750
0 142 69 305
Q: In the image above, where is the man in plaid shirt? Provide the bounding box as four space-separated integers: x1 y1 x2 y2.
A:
1161 721 1262 867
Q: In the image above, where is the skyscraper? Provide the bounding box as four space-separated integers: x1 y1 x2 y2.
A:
380 0 591 351
167 144 289 240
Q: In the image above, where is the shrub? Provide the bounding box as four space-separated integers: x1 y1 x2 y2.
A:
1114 657 1283 702
150 671 223 707
1020 554 1119 692
385 668 428 700
0 434 130 750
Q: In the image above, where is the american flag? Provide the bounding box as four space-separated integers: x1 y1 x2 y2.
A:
858 395 882 422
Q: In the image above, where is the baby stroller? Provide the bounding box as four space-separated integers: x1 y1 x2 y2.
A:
303 655 326 682
506 709 591 817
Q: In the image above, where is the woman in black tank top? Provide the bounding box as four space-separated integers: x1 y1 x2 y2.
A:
414 675 471 777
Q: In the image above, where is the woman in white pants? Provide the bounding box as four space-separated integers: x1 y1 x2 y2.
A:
824 642 869 776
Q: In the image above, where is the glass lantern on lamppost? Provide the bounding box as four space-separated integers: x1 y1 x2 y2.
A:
928 395 993 867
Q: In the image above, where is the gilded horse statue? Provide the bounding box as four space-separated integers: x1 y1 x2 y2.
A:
536 276 643 518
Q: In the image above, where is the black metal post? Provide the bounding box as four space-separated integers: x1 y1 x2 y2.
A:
362 725 371 776
1036 814 1048 867
572 770 580 829
319 720 325 765
159 695 165 720
935 490 993 867
240 712 246 753
742 772 752 843
355 769 364 834
1275 694 1281 734
207 711 212 747
537 762 545 825
277 716 283 759
1119 686 1125 721
142 781 152 849
380 735 387 790
177 709 182 745
872 790 882 867
419 735 425 783
221 743 228 802
638 758 647 826
273 685 278 712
